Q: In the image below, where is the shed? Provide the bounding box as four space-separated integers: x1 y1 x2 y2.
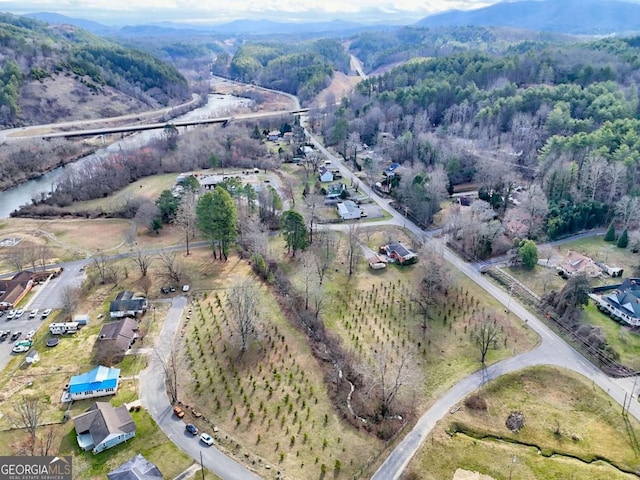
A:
74 314 90 326
25 349 39 364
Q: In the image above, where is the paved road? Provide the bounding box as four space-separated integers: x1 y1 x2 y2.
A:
303 131 640 479
139 296 262 480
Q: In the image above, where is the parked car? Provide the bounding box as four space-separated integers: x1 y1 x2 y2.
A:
169 286 176 292
10 331 22 341
6 310 15 320
200 433 213 445
41 309 52 318
0 330 8 340
14 309 24 318
182 285 190 292
25 330 36 340
29 309 39 318
173 406 185 418
161 287 170 294
185 424 198 435
0 310 4 317
12 343 29 353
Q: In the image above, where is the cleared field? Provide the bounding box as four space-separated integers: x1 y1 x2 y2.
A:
176 260 379 479
405 366 640 480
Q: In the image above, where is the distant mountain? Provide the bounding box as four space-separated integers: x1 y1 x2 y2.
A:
21 12 373 37
24 11 114 35
0 12 189 128
416 0 640 35
208 19 368 35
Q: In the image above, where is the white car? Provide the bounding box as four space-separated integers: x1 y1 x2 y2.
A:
25 330 36 340
6 310 15 320
12 343 30 353
41 309 52 318
29 309 38 318
14 309 24 318
200 433 214 446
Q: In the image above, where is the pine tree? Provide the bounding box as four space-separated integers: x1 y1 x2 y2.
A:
617 229 629 248
604 222 616 242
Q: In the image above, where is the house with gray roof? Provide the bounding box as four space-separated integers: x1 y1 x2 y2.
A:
594 278 640 326
97 318 139 363
337 200 362 220
109 291 147 319
107 454 162 480
73 402 136 454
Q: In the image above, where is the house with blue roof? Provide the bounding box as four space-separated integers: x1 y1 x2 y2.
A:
67 365 121 401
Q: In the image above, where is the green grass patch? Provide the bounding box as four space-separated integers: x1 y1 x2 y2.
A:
60 408 194 480
583 302 640 371
407 366 640 480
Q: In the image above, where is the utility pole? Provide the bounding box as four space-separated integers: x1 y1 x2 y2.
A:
200 451 205 480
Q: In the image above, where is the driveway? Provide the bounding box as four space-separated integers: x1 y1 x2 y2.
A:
139 296 262 480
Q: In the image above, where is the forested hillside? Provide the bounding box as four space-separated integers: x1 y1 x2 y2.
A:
0 13 190 127
224 38 351 104
316 30 640 255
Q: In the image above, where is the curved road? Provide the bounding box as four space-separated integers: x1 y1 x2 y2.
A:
304 131 640 479
139 296 262 480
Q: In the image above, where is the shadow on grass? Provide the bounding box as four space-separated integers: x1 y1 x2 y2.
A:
622 413 640 456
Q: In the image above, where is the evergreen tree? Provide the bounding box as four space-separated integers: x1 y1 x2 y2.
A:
617 228 629 248
281 210 309 257
196 189 237 261
604 222 616 242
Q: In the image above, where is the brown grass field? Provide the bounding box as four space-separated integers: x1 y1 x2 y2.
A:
405 366 640 480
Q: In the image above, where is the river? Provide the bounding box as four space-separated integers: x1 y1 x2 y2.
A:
0 94 251 219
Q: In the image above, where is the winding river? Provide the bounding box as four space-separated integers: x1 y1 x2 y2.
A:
0 94 250 219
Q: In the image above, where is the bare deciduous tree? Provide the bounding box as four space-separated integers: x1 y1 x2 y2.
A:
156 347 179 404
6 248 26 272
36 245 51 272
227 279 260 355
347 224 362 277
174 191 198 256
92 253 110 284
137 275 152 298
37 426 56 456
131 249 153 277
158 250 183 285
473 315 502 364
312 231 337 285
365 346 418 418
8 396 42 455
60 285 80 320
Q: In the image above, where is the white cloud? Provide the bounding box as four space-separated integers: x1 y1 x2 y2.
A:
0 0 502 24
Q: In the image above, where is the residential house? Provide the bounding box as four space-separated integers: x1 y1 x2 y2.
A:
558 250 601 278
66 365 121 401
337 200 362 220
0 271 34 310
380 242 418 265
384 162 400 177
73 402 136 454
107 454 163 480
325 183 346 200
268 130 281 141
318 166 334 183
97 318 139 363
594 278 640 327
109 291 147 319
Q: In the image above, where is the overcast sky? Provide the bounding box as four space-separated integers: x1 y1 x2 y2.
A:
0 0 499 25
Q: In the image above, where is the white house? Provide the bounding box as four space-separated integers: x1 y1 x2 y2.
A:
66 365 121 401
318 167 333 183
337 200 362 220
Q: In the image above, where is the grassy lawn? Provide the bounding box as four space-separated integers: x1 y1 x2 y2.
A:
62 173 179 214
583 302 640 371
57 408 195 480
505 264 566 297
406 366 640 480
